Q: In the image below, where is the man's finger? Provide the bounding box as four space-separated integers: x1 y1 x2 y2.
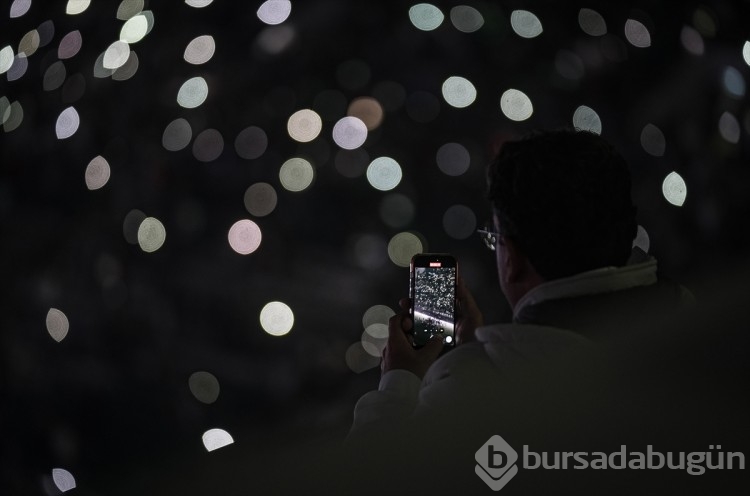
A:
388 314 412 348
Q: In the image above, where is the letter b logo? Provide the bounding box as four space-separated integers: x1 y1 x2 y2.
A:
475 435 519 491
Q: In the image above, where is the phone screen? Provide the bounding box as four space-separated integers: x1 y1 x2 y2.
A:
410 255 456 347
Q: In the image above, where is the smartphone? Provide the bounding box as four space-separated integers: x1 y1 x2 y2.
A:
409 253 457 348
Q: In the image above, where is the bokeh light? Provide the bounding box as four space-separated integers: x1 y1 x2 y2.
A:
177 76 209 108
366 157 402 191
184 35 216 65
332 116 368 150
443 204 476 239
228 219 262 254
66 0 90 15
510 10 543 39
55 106 80 139
0 46 14 74
46 308 70 343
640 124 666 157
743 41 750 66
257 0 292 25
287 109 322 142
58 31 82 59
260 301 294 336
692 8 716 37
18 30 41 57
436 142 470 176
572 105 602 134
2 101 23 132
103 40 130 69
138 217 167 252
43 61 66 90
123 209 146 244
279 157 315 192
662 172 687 207
188 371 220 404
186 0 213 7
93 52 114 78
192 128 224 162
335 148 369 178
112 51 139 81
348 97 384 131
408 3 444 32
719 112 740 144
625 19 651 48
680 26 704 55
449 5 483 33
500 89 533 121
6 54 28 81
117 0 144 20
235 126 268 159
722 67 745 98
632 225 650 253
244 182 278 217
120 14 149 44
345 342 380 373
85 155 111 190
379 193 415 228
387 232 423 267
555 49 585 81
52 468 76 492
362 304 395 328
578 8 606 36
372 81 407 112
441 76 476 108
202 428 233 452
162 118 192 151
257 25 296 55
361 325 388 357
10 0 32 18
37 20 55 47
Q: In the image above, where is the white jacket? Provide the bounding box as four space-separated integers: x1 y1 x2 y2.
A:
351 257 678 431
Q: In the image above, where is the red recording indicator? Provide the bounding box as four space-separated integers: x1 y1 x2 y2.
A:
429 262 442 267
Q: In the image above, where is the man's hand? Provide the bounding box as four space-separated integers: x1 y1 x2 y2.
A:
455 275 483 345
381 298 443 379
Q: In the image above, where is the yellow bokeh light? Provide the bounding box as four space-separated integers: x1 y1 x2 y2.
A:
500 89 533 121
18 30 40 57
347 97 384 131
387 232 423 267
287 109 322 142
228 219 262 254
85 155 111 190
138 217 167 252
279 157 315 192
260 301 294 336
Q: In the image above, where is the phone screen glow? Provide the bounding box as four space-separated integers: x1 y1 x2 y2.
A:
413 266 456 346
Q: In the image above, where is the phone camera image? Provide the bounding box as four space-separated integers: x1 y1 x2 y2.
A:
412 265 456 347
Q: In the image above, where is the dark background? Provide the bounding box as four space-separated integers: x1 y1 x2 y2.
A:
1 0 749 493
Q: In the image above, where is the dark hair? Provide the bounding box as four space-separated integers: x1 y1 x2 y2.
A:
487 129 637 280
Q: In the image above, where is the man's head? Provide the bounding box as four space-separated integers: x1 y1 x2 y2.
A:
487 129 637 308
